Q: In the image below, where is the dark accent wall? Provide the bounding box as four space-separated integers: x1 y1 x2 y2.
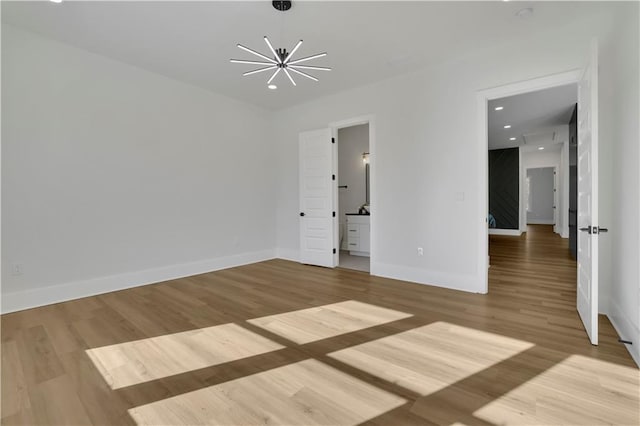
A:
569 104 578 259
489 148 519 230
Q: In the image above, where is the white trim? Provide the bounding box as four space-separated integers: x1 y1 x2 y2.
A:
477 70 581 294
608 299 640 367
372 262 483 294
329 115 375 272
489 229 523 236
1 249 275 314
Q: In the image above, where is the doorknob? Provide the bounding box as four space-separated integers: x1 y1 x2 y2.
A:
299 212 305 217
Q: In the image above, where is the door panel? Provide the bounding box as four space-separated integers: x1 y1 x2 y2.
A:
299 128 334 267
576 40 599 345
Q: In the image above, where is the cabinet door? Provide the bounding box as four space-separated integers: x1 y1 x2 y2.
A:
359 223 371 252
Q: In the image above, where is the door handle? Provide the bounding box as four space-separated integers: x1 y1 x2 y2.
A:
579 226 592 233
299 212 305 217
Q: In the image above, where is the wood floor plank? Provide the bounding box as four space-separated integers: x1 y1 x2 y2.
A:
1 340 30 420
128 359 407 426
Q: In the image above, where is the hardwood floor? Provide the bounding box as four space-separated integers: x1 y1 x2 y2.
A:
2 225 638 425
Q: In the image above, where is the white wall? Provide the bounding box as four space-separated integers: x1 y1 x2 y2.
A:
338 124 369 249
275 10 620 293
607 4 640 366
1 25 277 313
527 168 555 224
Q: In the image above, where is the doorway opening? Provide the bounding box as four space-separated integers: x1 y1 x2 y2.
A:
479 64 601 345
335 123 370 273
487 82 577 288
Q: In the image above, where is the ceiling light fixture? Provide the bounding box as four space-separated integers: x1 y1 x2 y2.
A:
50 0 63 3
504 125 512 129
268 84 278 90
230 1 331 88
495 106 504 111
538 147 545 150
509 137 517 141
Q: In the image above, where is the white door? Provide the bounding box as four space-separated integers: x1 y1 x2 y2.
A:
299 128 335 267
577 40 599 345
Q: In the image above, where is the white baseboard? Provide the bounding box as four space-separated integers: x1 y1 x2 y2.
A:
607 299 640 368
488 229 522 236
276 248 300 262
527 219 555 225
372 262 484 294
1 249 276 314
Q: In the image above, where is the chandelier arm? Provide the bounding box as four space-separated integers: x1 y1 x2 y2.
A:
283 40 303 64
231 59 276 65
243 65 278 76
267 68 282 84
237 44 278 64
288 65 332 71
287 67 318 82
263 37 282 64
283 68 297 86
287 52 327 65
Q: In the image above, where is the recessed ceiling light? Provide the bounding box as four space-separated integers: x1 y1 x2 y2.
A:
504 125 511 129
538 147 545 150
509 137 516 141
495 106 504 111
268 84 277 90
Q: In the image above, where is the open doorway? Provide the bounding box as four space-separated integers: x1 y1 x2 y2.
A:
487 83 577 278
336 124 370 273
481 59 604 345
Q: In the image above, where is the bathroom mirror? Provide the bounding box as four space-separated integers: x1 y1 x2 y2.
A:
365 163 370 205
363 152 370 208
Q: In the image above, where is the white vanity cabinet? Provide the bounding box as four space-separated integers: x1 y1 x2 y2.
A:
346 215 370 257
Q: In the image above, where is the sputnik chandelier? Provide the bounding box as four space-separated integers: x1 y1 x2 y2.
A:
230 1 331 88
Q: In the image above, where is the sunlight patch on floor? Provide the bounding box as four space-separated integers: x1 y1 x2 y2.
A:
328 321 534 396
86 323 283 389
473 354 640 425
128 359 407 426
247 300 412 344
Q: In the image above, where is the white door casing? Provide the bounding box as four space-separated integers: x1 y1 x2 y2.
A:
299 128 335 267
576 40 599 346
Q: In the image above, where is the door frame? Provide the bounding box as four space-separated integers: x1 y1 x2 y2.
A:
328 115 376 269
477 70 581 293
524 165 559 228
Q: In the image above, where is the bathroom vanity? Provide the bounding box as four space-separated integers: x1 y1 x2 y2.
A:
345 214 370 257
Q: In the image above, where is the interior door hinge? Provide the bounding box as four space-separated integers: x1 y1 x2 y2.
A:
332 211 336 217
331 137 335 144
332 174 335 181
333 248 337 254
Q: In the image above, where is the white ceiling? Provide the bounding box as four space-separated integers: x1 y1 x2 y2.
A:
488 84 577 150
2 1 609 110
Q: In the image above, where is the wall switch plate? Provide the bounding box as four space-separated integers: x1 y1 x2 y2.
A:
11 263 23 275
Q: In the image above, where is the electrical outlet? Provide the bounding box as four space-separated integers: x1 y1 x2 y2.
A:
417 247 424 256
11 263 23 276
